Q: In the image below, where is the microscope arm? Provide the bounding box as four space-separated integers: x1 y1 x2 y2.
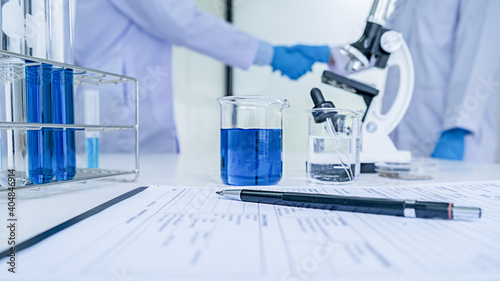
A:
364 35 414 135
358 35 413 163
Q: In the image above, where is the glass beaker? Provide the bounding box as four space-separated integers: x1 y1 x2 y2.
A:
306 108 361 184
218 96 289 186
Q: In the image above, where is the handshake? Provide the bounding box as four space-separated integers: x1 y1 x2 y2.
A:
270 45 332 80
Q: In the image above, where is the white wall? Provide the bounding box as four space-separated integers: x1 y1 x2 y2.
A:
172 1 226 156
173 0 380 156
172 1 225 155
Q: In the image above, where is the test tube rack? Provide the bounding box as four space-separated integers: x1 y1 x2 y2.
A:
0 50 139 191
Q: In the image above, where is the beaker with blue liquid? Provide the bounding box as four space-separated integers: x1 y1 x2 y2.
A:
218 96 289 186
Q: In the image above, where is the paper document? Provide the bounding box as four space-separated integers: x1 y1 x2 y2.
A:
3 181 500 281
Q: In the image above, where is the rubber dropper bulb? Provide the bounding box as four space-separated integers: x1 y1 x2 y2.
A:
310 88 335 108
311 88 325 107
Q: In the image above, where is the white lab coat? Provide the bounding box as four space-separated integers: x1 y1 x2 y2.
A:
386 0 500 162
74 0 259 153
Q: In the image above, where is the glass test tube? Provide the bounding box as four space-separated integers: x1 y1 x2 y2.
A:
26 63 53 184
84 90 100 169
0 64 28 188
1 0 29 187
53 68 76 181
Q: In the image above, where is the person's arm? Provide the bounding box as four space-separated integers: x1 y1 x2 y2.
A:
106 0 334 80
434 0 499 160
107 0 258 69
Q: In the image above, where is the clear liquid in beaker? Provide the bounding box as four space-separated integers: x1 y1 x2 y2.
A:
221 128 282 186
307 135 360 183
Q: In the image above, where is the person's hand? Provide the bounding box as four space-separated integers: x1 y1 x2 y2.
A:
431 128 471 161
271 45 330 80
290 45 331 64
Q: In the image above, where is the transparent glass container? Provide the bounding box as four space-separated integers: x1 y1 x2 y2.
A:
218 96 289 186
0 61 28 187
306 108 361 184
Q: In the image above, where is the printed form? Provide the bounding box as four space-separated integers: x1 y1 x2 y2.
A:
4 181 500 281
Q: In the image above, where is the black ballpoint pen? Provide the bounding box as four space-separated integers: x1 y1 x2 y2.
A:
215 189 481 220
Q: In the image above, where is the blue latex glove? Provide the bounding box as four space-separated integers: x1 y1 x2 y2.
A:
291 45 331 63
431 128 471 161
271 45 330 80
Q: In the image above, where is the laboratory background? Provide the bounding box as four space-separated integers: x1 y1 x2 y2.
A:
175 0 386 156
172 0 500 162
1 0 500 280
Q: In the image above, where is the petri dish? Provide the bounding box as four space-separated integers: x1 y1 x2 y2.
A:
375 160 437 180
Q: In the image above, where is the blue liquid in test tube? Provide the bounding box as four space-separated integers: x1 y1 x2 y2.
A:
26 63 54 184
86 138 99 168
53 68 76 181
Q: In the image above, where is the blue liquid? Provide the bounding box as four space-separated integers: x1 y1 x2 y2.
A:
86 138 99 169
53 69 76 181
221 128 283 186
26 63 54 184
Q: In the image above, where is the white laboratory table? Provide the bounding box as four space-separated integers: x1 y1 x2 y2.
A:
2 153 500 251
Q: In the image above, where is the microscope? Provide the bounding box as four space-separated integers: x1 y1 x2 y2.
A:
321 0 414 172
